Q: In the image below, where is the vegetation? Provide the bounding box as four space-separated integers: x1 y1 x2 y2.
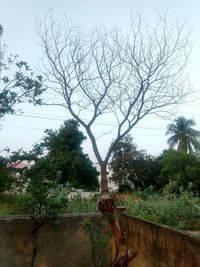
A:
0 194 97 216
110 135 200 194
0 12 198 267
158 149 200 194
1 123 200 233
82 218 110 267
166 116 200 153
0 188 199 231
26 120 99 191
110 135 160 191
66 193 98 213
1 116 199 233
14 177 70 267
123 189 200 230
8 120 99 192
0 156 13 192
0 25 45 119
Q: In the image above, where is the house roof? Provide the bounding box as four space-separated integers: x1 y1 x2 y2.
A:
8 160 34 169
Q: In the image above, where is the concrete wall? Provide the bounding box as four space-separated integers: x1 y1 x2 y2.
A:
0 214 111 267
0 214 199 267
119 215 200 267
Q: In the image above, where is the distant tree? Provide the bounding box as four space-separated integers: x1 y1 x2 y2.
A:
158 149 200 193
166 116 200 153
110 135 160 190
24 120 99 191
0 156 13 192
0 25 45 119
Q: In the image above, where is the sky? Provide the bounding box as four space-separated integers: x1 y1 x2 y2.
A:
0 0 200 163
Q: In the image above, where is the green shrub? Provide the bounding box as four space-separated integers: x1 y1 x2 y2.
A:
0 193 25 215
118 183 133 193
0 191 98 215
82 218 110 267
123 190 200 230
66 194 97 213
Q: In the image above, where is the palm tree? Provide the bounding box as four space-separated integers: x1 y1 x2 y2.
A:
166 116 200 153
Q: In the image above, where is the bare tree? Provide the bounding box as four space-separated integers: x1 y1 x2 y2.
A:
37 12 190 192
37 12 191 266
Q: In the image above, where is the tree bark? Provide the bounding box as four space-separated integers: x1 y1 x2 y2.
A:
31 224 41 267
98 194 137 267
99 161 108 193
30 219 47 267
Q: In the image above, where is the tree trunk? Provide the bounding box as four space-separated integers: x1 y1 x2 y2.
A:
30 220 46 267
31 225 40 267
99 161 108 193
98 162 137 266
98 194 137 267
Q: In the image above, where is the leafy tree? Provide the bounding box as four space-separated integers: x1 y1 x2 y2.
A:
0 156 13 192
0 25 45 119
37 12 191 193
110 135 160 190
158 149 200 193
24 120 99 191
166 116 200 153
110 135 138 187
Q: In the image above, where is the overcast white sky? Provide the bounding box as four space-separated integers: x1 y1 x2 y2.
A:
1 0 200 162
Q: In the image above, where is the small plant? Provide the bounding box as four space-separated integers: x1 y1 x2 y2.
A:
82 218 110 267
17 177 69 267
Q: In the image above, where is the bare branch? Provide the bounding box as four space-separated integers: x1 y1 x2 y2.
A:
37 11 191 191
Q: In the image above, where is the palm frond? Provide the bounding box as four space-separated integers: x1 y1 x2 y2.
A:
166 116 200 153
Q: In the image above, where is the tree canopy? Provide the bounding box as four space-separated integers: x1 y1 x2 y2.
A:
110 135 159 191
158 149 200 194
22 120 99 191
0 156 13 192
166 116 200 153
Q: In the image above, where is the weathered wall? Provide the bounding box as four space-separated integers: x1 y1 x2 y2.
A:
0 214 111 267
1 214 199 267
119 215 200 267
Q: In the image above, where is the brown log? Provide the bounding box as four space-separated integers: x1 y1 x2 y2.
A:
98 194 137 267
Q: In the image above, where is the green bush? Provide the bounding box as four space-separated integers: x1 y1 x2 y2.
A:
0 191 98 215
123 190 200 230
118 183 133 193
0 157 14 192
1 187 199 232
66 194 97 213
82 219 110 267
0 193 24 215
